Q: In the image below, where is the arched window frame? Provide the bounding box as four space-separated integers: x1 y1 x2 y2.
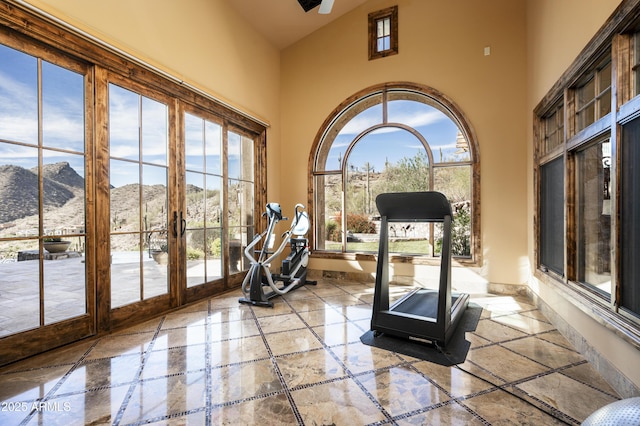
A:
309 82 481 265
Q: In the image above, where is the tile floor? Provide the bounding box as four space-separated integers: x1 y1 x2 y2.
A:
0 279 621 425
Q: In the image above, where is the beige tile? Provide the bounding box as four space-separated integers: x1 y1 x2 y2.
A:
176 299 209 313
412 361 494 397
161 310 208 329
337 283 376 294
211 359 282 403
472 295 536 316
55 355 142 394
257 313 306 334
336 304 372 321
471 318 528 343
516 372 620 423
536 330 576 351
309 285 349 297
281 286 317 301
329 341 404 375
501 336 585 369
141 345 206 379
209 393 297 425
490 312 556 334
119 371 207 424
209 293 245 310
154 324 207 349
463 345 550 382
209 318 260 342
396 401 487 425
248 301 293 317
8 384 129 426
208 306 253 323
291 378 387 425
322 293 366 307
147 410 206 425
463 388 567 425
296 307 346 327
84 332 155 361
210 335 269 365
276 348 346 388
0 364 70 402
313 321 365 346
359 365 450 416
519 308 553 323
286 297 330 312
263 329 323 356
561 363 619 396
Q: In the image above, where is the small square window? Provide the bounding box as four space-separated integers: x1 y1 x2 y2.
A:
369 6 398 60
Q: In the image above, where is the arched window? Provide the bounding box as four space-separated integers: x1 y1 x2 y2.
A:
310 83 480 263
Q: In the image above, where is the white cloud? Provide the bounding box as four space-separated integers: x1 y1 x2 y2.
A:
338 108 446 136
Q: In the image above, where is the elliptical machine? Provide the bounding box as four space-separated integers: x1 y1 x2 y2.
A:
239 203 316 307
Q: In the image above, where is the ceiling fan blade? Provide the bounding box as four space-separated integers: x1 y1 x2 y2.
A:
318 0 334 14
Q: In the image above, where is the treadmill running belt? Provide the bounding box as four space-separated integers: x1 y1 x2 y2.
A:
393 289 460 319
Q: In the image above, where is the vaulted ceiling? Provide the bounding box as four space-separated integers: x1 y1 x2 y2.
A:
225 0 369 49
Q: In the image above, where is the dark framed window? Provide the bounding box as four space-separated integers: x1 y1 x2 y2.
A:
368 6 398 60
573 136 611 296
621 115 640 319
534 4 640 331
539 157 565 276
575 55 611 132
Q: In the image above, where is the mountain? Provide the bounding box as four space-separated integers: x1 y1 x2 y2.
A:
0 162 217 245
0 162 82 224
38 162 85 190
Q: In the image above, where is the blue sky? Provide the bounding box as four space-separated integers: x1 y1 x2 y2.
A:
325 100 470 172
0 43 86 176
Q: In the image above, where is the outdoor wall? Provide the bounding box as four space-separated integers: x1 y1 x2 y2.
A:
22 0 283 200
525 0 640 394
280 0 529 288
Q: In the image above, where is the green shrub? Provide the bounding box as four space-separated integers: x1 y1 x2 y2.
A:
209 237 222 257
326 212 377 242
326 220 340 242
186 247 204 260
435 201 471 257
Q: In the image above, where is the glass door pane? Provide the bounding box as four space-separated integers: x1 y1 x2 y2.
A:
0 43 88 337
109 84 169 308
228 131 254 273
184 113 223 287
575 138 611 296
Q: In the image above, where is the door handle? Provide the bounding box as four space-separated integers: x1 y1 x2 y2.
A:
180 211 187 237
173 211 178 238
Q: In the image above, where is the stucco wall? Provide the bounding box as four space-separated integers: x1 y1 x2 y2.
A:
281 0 529 287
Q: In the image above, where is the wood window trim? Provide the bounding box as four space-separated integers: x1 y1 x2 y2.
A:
368 6 398 60
533 0 640 341
308 81 481 267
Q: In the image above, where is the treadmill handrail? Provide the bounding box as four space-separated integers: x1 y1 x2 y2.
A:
375 191 452 222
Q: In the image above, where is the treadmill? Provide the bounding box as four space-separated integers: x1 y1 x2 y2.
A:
370 191 469 347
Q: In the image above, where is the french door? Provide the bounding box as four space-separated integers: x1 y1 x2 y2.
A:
100 74 175 329
180 105 256 304
0 26 264 364
99 75 260 329
0 38 96 363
